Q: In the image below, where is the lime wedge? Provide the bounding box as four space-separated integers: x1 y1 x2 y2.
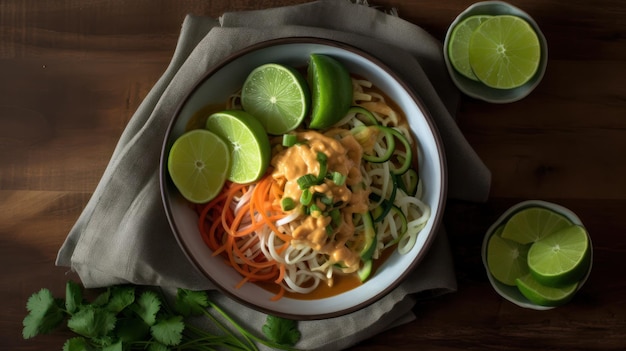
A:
516 274 578 307
205 110 271 184
167 129 230 203
308 54 353 129
501 207 573 244
486 226 530 286
468 15 541 89
241 63 310 135
528 225 591 287
447 15 493 80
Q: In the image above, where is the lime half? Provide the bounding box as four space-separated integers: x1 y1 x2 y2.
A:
469 15 541 89
241 63 310 135
205 110 271 184
308 54 353 129
501 207 573 244
516 274 578 307
487 226 530 286
167 129 230 203
528 225 591 287
448 15 493 80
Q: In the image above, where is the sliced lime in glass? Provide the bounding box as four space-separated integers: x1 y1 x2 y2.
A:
469 15 541 89
487 226 530 286
501 206 573 244
447 15 493 80
528 225 591 287
516 274 578 307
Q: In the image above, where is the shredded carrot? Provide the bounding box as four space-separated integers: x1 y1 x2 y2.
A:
196 175 293 300
269 285 285 301
275 263 286 284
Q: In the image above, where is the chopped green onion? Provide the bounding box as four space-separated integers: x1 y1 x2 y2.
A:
300 189 313 206
316 152 328 182
317 151 327 163
281 197 296 211
320 195 333 206
297 174 317 189
282 133 298 147
309 204 322 217
326 225 334 236
330 208 341 227
332 171 346 186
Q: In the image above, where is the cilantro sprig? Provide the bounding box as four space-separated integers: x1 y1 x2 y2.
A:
23 281 301 351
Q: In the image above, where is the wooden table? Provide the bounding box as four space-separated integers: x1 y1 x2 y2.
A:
2 1 624 350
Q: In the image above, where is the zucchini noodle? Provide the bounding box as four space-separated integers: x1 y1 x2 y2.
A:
197 76 430 299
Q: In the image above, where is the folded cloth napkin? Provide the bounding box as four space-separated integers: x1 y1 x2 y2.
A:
56 1 491 350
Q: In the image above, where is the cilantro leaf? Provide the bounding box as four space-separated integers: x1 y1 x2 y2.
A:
150 315 184 346
67 305 116 338
115 317 150 342
26 288 57 315
132 290 161 326
174 288 208 316
102 339 123 351
63 337 88 351
24 281 303 351
147 342 169 351
91 335 116 347
65 281 83 314
92 288 111 306
262 315 301 346
106 286 135 314
22 288 65 339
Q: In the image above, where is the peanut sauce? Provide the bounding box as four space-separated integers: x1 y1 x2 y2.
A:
271 130 369 272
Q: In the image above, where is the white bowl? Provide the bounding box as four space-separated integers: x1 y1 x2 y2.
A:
443 1 548 103
481 200 593 310
160 37 447 319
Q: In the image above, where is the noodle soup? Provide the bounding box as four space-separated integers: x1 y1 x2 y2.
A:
161 38 446 319
188 73 428 300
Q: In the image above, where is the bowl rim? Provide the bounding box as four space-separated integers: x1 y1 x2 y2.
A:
159 36 448 319
443 0 549 103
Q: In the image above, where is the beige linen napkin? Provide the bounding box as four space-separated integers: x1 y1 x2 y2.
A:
56 1 491 350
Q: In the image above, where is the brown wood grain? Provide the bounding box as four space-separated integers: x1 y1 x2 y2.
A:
1 0 625 350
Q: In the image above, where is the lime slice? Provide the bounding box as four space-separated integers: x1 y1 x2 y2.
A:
516 274 578 307
486 226 530 286
167 129 230 203
501 206 573 244
240 63 310 135
308 54 353 129
528 225 591 287
447 15 493 80
468 15 541 89
205 110 271 184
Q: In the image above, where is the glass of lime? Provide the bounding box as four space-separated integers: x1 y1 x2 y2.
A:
443 1 548 103
481 200 593 310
